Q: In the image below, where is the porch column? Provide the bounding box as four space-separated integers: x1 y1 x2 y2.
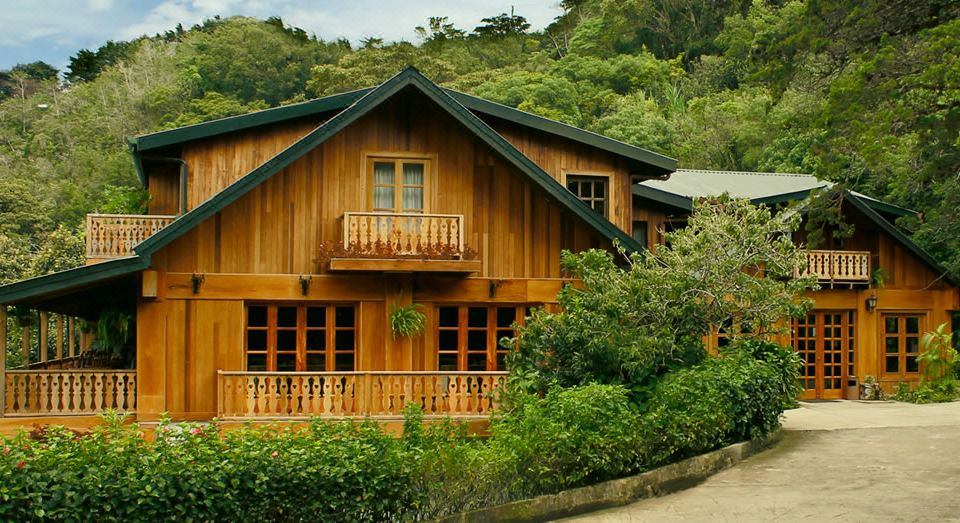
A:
0 306 6 417
68 317 76 357
55 314 64 361
20 312 30 368
39 311 48 364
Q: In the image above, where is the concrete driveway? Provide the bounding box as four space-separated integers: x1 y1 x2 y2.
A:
560 401 960 522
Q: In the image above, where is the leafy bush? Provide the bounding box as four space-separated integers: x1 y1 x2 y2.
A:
0 414 418 522
488 384 645 496
509 197 814 402
641 348 796 466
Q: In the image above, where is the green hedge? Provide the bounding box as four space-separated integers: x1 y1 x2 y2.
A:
0 344 797 521
0 415 418 522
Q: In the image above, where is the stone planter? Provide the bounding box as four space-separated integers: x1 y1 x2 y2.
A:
860 382 881 400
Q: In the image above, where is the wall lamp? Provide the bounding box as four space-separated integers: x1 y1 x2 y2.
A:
865 294 878 312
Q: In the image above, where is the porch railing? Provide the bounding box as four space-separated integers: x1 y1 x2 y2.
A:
342 212 464 257
800 250 871 282
3 370 136 416
218 371 506 419
85 213 176 259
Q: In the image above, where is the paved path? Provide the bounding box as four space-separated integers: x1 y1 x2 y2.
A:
560 401 960 522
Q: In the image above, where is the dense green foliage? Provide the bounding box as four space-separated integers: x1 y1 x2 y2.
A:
1 3 957 288
0 414 418 521
894 322 960 403
509 197 814 399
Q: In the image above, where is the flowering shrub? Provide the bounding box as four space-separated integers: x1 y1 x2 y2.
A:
316 240 478 264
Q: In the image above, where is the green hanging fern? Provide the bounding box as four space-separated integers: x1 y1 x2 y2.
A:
389 304 426 339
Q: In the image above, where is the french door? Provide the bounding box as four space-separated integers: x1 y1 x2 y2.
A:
792 311 856 399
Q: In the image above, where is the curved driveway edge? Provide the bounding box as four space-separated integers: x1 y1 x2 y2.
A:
435 430 782 523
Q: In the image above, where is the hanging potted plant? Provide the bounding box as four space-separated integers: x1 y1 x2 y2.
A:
389 304 426 339
90 308 135 369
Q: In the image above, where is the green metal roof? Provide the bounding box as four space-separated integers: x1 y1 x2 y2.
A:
131 85 676 175
135 67 642 259
0 256 148 305
633 169 954 285
0 67 646 306
635 169 915 217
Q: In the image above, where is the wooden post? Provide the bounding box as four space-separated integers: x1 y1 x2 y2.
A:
1 306 6 417
20 313 30 369
39 311 48 364
55 314 64 361
68 317 76 358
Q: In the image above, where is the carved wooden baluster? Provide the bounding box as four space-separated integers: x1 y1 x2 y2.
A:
247 376 258 416
449 219 461 255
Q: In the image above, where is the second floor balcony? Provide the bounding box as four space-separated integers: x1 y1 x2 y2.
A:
85 213 176 262
799 250 871 286
325 212 481 273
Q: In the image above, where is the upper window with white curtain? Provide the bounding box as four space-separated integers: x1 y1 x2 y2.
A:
369 156 428 213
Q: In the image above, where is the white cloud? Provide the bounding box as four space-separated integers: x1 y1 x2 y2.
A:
0 0 564 69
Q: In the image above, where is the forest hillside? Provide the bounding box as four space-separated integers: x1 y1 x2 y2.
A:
0 0 957 282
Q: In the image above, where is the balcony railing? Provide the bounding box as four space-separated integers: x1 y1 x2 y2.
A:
800 250 871 282
3 370 136 416
218 371 506 419
85 213 176 259
342 212 464 257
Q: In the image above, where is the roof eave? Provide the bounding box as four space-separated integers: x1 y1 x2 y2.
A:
0 256 149 305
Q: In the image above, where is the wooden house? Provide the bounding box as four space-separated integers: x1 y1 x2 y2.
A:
0 68 674 431
0 70 955 433
634 169 960 399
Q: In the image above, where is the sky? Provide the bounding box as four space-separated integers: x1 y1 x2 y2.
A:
0 0 564 71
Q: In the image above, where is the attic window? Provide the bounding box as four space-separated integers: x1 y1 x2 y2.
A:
369 156 429 213
566 174 608 217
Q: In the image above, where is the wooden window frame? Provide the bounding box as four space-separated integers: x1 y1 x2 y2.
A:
562 170 612 218
365 152 436 213
880 313 925 379
435 304 532 371
244 303 357 372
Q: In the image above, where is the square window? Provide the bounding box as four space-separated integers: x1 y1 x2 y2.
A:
468 330 487 350
335 330 354 351
438 353 458 371
467 353 487 371
277 354 297 372
906 356 919 373
277 330 296 351
468 307 487 328
247 330 267 351
885 317 899 334
438 330 458 350
906 337 919 354
906 317 920 334
247 306 267 327
306 353 325 372
306 330 324 351
306 307 325 327
439 307 458 327
335 353 355 372
247 353 267 371
335 306 355 328
278 307 297 328
496 307 516 328
886 356 899 373
885 337 899 353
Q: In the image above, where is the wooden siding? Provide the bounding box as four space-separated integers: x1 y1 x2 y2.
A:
487 115 639 234
154 90 608 279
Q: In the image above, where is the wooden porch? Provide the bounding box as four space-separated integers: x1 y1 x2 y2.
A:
328 212 481 272
218 371 507 419
85 213 175 262
799 250 871 286
0 307 138 419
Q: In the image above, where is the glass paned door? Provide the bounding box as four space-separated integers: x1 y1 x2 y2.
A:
792 311 856 399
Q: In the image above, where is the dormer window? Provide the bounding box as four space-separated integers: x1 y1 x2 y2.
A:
566 174 608 217
370 156 429 213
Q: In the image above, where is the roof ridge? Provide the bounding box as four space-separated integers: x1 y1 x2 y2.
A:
674 168 816 178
